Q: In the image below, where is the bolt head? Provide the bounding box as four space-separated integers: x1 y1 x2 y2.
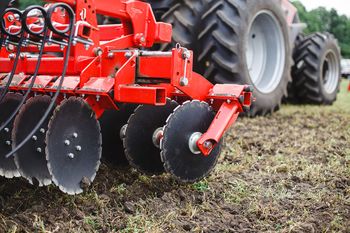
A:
68 153 75 159
36 147 42 153
4 128 9 133
73 133 78 138
40 128 46 134
64 140 70 146
32 135 37 141
76 145 82 151
180 77 188 86
5 141 11 146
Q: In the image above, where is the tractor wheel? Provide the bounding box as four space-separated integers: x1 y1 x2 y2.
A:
198 0 292 116
292 32 341 104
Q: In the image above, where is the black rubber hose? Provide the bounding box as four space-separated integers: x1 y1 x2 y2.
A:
0 8 24 103
6 3 75 159
0 6 48 132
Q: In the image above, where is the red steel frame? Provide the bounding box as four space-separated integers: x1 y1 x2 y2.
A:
0 0 252 155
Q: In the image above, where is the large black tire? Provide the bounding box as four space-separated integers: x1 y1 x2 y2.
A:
159 0 213 54
144 0 177 21
292 32 341 104
197 0 292 116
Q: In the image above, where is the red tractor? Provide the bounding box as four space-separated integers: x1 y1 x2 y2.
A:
145 0 342 114
0 0 252 194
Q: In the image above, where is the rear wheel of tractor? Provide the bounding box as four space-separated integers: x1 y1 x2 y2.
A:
292 32 341 104
198 0 292 116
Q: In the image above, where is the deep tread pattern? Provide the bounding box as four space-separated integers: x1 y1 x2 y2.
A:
291 32 341 104
159 0 213 56
197 0 292 116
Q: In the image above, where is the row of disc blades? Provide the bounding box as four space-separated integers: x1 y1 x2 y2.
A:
0 94 102 194
0 92 222 195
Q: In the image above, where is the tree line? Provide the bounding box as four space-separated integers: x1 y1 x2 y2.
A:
293 1 350 58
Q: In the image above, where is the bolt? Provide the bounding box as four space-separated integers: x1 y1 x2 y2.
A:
9 54 15 60
96 95 100 102
5 141 11 146
32 135 37 141
227 99 232 104
73 133 78 138
7 15 14 22
68 153 75 159
140 36 146 43
40 128 45 134
125 51 132 58
64 140 70 146
182 49 191 60
76 145 82 151
84 44 90 50
107 52 114 58
180 77 188 86
4 128 9 133
203 141 213 150
36 147 42 153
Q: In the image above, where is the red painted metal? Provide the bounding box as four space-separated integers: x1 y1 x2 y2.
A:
0 0 253 156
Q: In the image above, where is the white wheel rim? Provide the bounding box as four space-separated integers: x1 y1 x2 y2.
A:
246 10 286 94
322 50 339 94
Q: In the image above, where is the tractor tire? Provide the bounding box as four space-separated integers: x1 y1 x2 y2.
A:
159 0 213 54
144 0 177 21
198 0 292 116
292 32 341 104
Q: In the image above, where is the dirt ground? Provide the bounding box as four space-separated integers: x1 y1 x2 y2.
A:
0 81 349 233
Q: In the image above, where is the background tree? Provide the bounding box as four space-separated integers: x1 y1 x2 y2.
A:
293 1 350 57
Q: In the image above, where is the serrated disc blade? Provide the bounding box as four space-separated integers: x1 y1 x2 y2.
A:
12 95 53 186
99 104 137 167
161 101 222 183
46 97 102 195
0 93 22 178
123 100 178 175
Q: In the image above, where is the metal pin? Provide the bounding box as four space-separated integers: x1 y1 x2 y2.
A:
68 153 75 159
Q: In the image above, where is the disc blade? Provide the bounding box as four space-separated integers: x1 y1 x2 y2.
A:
12 95 53 186
0 93 22 178
99 104 137 167
46 97 102 195
123 99 178 175
161 101 222 183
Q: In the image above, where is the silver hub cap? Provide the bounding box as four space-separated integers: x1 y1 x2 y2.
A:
188 132 202 155
246 10 286 94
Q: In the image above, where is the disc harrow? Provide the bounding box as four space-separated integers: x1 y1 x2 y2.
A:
0 0 252 194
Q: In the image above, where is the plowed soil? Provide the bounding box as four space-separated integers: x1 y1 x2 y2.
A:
0 81 349 233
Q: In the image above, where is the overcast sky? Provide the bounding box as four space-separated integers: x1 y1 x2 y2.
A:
297 0 350 17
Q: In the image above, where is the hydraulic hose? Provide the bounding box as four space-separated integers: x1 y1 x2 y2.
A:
6 3 75 159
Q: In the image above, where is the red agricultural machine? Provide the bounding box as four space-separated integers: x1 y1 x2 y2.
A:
0 0 252 194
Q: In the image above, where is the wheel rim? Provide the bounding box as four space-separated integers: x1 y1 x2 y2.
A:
322 50 339 94
246 10 286 94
